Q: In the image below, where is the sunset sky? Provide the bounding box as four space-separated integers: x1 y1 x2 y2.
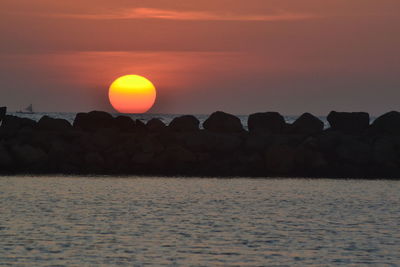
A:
1 0 399 115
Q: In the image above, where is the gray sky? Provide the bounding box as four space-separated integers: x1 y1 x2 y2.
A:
0 0 399 115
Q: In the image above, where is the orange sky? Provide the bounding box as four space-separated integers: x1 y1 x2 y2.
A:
1 0 399 114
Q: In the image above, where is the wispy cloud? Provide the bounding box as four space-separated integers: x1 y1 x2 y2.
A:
56 8 318 22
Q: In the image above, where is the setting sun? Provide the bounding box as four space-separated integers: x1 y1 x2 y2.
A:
109 75 156 113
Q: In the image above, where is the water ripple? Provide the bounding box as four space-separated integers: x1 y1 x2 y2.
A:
0 177 399 266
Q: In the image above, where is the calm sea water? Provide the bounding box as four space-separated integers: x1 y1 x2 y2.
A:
0 177 399 266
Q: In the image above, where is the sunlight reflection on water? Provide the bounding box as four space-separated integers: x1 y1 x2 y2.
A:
0 177 399 266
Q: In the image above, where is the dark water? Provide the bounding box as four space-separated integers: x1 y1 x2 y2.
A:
0 177 399 266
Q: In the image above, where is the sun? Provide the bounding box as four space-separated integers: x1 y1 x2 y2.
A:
109 75 157 113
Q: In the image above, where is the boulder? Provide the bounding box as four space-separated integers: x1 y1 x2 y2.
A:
265 144 296 174
11 144 48 168
370 111 400 135
0 107 6 122
132 152 154 165
37 116 72 132
135 119 148 133
0 144 13 169
84 152 105 172
113 116 135 131
244 133 272 152
335 138 372 165
153 145 197 171
169 115 199 132
1 115 36 132
139 136 164 154
90 129 119 151
372 136 400 164
181 130 242 153
147 118 166 132
73 111 114 131
212 133 243 152
294 147 328 175
162 145 197 163
327 111 370 134
291 113 324 135
248 112 286 134
181 131 211 152
203 111 244 133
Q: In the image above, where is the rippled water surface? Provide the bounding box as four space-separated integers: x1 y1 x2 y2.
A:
1 177 399 266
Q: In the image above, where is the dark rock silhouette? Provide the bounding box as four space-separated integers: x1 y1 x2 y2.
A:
11 144 48 170
169 115 199 132
248 112 285 134
1 109 400 178
0 143 13 169
327 111 369 134
370 111 400 135
135 119 147 133
1 115 36 132
147 118 166 132
37 116 72 132
0 107 6 122
291 113 324 135
73 111 114 131
203 111 244 133
113 116 135 131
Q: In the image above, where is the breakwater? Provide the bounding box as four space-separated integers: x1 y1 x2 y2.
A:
0 107 399 178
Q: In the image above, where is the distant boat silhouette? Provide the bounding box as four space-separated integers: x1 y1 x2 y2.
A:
17 104 34 114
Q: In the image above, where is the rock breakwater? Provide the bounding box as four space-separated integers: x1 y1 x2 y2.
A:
1 107 400 178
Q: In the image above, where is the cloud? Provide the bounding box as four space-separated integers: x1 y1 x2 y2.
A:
56 8 318 22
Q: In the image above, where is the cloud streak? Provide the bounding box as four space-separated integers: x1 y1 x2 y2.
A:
56 8 318 22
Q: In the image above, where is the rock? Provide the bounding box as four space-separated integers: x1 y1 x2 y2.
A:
183 131 242 153
1 115 36 132
11 144 48 168
47 138 81 169
153 145 197 171
334 138 372 165
370 111 400 135
90 129 119 151
294 148 328 175
291 113 324 135
147 118 167 132
135 119 147 133
212 133 243 152
113 116 135 131
139 136 164 154
372 136 400 164
169 115 199 132
163 145 197 163
73 111 114 131
233 151 264 175
84 152 105 172
244 133 272 152
0 144 13 169
132 152 154 165
181 131 214 152
265 144 296 174
37 116 72 132
0 107 6 122
316 131 344 152
203 111 244 133
327 111 370 134
248 112 286 134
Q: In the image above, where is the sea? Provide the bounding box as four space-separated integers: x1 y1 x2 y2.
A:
0 177 399 266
